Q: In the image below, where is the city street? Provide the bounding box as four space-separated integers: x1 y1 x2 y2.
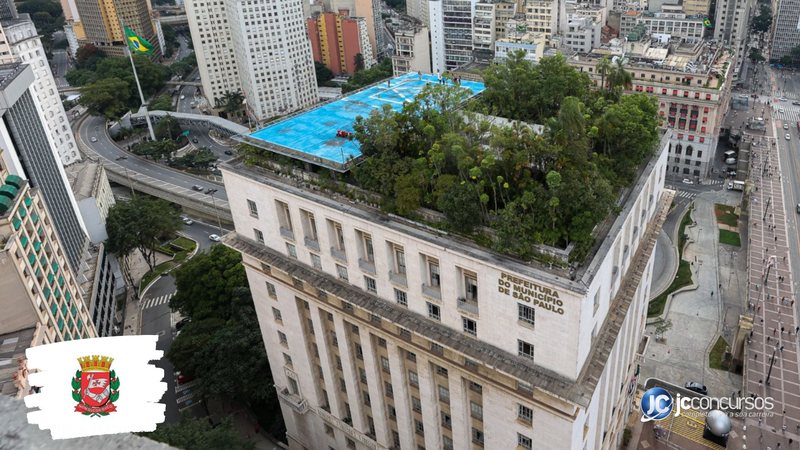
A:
51 50 70 89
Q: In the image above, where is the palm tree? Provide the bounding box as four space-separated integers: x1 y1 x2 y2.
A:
596 56 612 91
223 90 245 116
608 57 632 92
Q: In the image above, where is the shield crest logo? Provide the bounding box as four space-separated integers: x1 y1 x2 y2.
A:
71 355 120 416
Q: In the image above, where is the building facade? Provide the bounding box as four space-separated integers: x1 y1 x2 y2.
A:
622 11 706 42
73 0 159 57
713 0 751 71
569 39 733 179
473 3 496 60
1 17 81 167
308 12 375 76
562 15 601 53
391 21 432 75
184 0 241 108
770 0 800 61
430 0 479 72
221 117 673 450
495 33 546 62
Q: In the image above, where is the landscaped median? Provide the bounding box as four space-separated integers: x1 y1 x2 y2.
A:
715 203 741 247
648 206 695 317
139 235 198 292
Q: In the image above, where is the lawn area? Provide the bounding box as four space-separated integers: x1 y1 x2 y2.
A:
714 204 739 228
719 229 741 246
648 208 695 317
139 260 177 291
708 336 729 370
172 236 197 252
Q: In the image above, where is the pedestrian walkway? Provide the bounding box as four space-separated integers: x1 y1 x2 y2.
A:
142 293 174 310
743 131 800 449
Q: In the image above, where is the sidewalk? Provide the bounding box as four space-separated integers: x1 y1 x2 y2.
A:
206 398 286 450
640 191 742 397
122 250 171 336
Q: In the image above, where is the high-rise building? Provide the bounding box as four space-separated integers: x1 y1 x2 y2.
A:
714 0 752 68
221 77 672 450
391 18 432 75
328 0 381 59
0 64 98 350
0 17 81 166
226 0 318 122
473 3 497 60
430 0 479 72
560 15 601 53
682 0 711 15
771 0 800 61
73 0 159 57
406 0 430 24
308 12 375 76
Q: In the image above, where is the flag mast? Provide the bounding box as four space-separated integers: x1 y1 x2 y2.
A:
119 17 156 141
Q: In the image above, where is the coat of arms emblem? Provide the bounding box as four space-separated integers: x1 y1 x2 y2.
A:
71 355 120 416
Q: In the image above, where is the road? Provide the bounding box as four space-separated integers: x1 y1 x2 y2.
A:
177 68 201 114
139 221 223 423
51 50 70 89
78 115 229 202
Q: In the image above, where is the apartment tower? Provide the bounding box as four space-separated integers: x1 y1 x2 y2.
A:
73 0 159 57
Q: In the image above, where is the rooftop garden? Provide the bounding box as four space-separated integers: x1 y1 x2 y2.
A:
240 52 661 265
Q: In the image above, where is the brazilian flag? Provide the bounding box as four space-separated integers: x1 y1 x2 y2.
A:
125 26 153 55
703 18 713 29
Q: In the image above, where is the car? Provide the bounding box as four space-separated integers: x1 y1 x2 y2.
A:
780 108 785 114
793 101 800 106
728 170 737 177
787 133 791 140
191 185 203 191
781 97 788 102
785 123 789 130
115 156 127 161
797 203 800 213
181 217 193 225
192 138 199 143
176 318 191 331
685 382 708 396
682 178 694 185
90 136 97 142
176 373 194 385
180 95 185 100
205 188 218 195
209 234 221 242
727 182 733 190
224 149 233 155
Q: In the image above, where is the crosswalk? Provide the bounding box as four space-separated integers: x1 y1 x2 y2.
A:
675 190 697 199
773 105 800 124
701 179 725 186
142 293 174 309
174 375 200 412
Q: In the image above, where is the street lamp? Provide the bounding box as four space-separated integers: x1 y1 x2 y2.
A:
766 344 780 385
207 189 223 235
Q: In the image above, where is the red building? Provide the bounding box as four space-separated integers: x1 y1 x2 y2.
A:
307 11 369 76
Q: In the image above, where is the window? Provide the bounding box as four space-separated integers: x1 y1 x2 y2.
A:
408 370 419 386
365 276 377 293
358 231 375 262
310 253 322 269
276 200 292 231
286 243 297 258
394 288 407 306
464 270 478 301
347 438 356 449
381 356 391 372
518 340 534 360
469 381 482 393
392 244 406 274
247 199 258 217
436 365 448 377
414 420 424 435
441 411 452 428
443 436 454 450
325 424 334 437
472 427 484 445
278 331 288 345
518 433 532 449
412 396 422 412
438 385 450 402
266 282 276 298
336 264 348 281
463 317 477 336
385 381 394 398
328 220 346 256
518 303 535 326
272 307 282 322
518 404 533 423
470 401 483 420
283 353 293 367
427 302 440 320
300 210 318 241
254 228 264 243
426 256 440 287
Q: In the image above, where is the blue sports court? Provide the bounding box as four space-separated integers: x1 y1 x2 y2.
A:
247 73 485 166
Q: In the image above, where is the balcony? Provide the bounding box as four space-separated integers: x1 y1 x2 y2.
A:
330 246 346 262
457 297 479 315
389 270 407 287
358 258 376 274
279 227 294 241
422 283 441 300
304 236 320 252
277 387 308 414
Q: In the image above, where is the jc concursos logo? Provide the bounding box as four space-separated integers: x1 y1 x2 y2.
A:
641 387 673 422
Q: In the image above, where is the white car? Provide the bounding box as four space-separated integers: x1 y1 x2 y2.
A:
682 178 694 185
779 108 785 114
209 234 221 242
784 123 789 130
181 217 193 225
180 95 186 100
786 133 791 140
90 136 97 142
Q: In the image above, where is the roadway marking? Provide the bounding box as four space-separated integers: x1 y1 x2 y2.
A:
143 293 175 309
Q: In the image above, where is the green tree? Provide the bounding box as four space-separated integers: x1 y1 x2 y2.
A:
354 53 365 72
607 57 633 97
155 114 182 141
314 61 334 85
438 181 483 232
144 416 253 450
75 44 101 69
106 197 181 271
596 56 612 91
150 94 174 111
171 147 218 170
132 139 177 161
342 58 393 92
215 90 245 116
749 48 766 63
79 77 131 120
752 4 772 33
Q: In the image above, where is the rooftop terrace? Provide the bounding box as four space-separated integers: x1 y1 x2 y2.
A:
236 73 485 172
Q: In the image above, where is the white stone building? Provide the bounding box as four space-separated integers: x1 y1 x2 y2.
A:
392 21 432 75
430 0 479 72
1 17 80 166
221 95 674 449
495 32 546 62
562 15 601 53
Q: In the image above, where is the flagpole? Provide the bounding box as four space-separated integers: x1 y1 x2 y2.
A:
120 17 156 141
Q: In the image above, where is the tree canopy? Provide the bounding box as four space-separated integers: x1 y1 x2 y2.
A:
168 246 275 404
752 4 772 33
144 416 253 450
342 58 392 92
314 61 334 85
342 53 659 262
106 196 182 271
